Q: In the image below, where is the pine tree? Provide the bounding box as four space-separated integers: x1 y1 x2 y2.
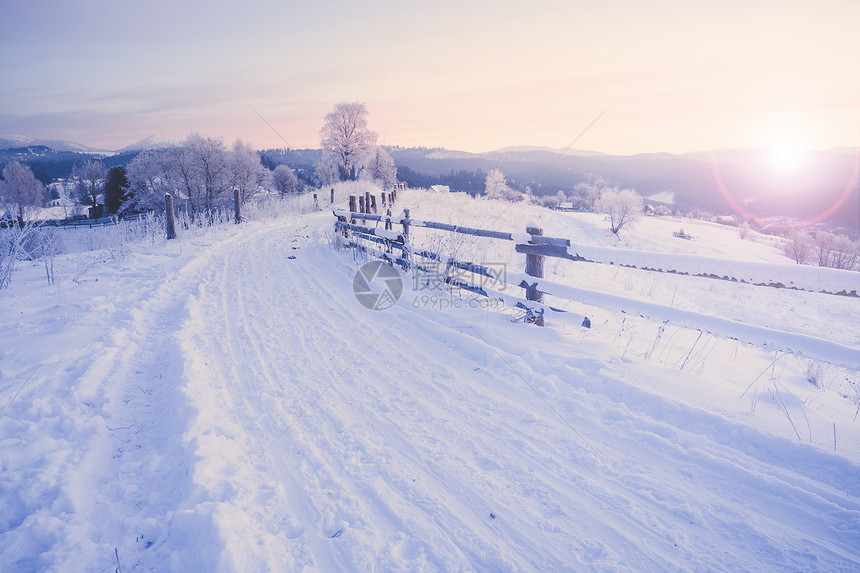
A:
104 165 130 214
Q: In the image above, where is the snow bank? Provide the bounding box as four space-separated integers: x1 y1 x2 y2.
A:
569 244 859 296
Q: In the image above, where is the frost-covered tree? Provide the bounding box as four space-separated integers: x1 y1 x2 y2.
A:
315 151 340 187
484 169 509 200
596 187 644 235
229 139 270 201
72 160 106 208
126 136 230 214
812 232 859 270
360 147 397 191
573 181 609 212
784 231 813 264
126 149 174 212
319 102 377 181
185 134 231 210
271 165 300 196
104 165 130 214
0 161 45 224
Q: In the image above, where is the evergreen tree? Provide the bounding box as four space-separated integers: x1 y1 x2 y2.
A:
104 165 130 214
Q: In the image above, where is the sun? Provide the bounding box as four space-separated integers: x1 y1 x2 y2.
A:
766 140 806 175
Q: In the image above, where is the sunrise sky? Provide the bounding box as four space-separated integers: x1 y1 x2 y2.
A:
2 0 858 155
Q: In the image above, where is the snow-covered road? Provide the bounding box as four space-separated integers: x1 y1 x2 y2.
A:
2 214 859 571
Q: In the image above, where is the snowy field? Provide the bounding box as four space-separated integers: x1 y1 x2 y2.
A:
1 187 859 571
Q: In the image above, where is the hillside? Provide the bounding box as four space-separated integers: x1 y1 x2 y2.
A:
389 147 860 232
1 187 858 571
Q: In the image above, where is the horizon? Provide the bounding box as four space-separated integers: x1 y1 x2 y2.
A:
3 132 860 158
2 1 859 156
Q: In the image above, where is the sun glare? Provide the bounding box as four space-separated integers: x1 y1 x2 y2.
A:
766 141 806 175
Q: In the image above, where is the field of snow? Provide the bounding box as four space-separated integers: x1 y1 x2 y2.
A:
1 187 859 571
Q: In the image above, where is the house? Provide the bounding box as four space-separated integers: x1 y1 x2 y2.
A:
429 185 450 193
557 201 575 211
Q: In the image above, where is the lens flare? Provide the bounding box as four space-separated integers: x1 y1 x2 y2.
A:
766 142 805 175
711 152 859 230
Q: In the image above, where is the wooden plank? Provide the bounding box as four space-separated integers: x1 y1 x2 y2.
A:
416 220 514 241
516 243 590 262
334 221 404 243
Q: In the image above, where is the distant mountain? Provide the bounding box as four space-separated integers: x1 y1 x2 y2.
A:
117 135 178 152
490 145 607 157
0 134 107 153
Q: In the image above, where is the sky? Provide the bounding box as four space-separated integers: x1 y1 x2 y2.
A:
1 0 859 155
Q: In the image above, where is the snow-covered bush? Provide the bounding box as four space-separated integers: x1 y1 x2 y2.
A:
0 222 36 289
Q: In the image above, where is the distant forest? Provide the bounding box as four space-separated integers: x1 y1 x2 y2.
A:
0 146 138 184
396 166 486 195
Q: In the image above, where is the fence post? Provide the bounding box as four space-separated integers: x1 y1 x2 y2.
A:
313 193 319 210
348 195 357 223
233 189 241 224
165 193 177 239
402 208 411 269
330 188 334 204
359 196 366 215
525 225 544 326
370 195 377 214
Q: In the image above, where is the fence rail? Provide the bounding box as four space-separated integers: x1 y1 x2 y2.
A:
21 211 151 230
334 200 859 370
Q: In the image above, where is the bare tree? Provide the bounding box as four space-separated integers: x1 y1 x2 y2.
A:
813 232 859 270
784 231 813 264
271 165 300 196
830 236 859 271
229 139 270 201
596 187 644 235
0 161 45 224
319 102 377 181
360 147 397 191
72 160 106 208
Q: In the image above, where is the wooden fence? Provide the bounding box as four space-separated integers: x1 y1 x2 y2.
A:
333 202 859 369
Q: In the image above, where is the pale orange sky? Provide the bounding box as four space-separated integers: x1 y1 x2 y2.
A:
2 0 858 154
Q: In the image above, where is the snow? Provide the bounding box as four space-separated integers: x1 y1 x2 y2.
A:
646 191 675 204
1 188 859 571
566 244 859 295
